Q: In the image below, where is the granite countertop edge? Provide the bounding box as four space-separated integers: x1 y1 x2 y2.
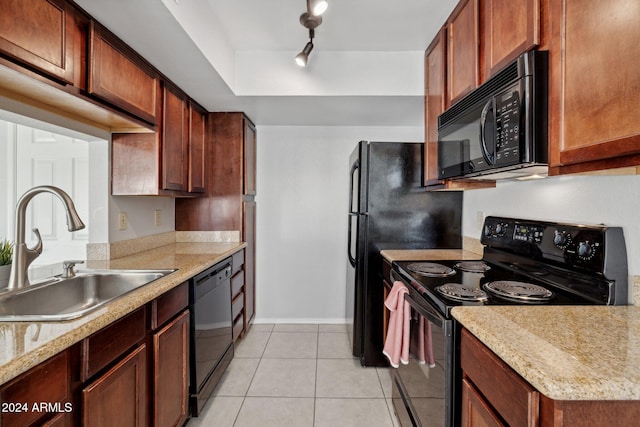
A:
452 305 640 401
0 241 246 385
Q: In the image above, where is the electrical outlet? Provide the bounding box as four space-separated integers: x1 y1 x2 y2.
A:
118 212 128 230
154 210 162 226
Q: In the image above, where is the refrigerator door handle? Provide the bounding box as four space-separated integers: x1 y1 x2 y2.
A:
349 160 360 214
347 213 357 267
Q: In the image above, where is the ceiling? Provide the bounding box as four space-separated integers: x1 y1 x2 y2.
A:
74 0 458 126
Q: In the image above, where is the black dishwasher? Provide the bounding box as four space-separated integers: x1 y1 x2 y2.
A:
189 258 233 416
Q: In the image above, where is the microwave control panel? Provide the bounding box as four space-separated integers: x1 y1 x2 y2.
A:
494 88 521 165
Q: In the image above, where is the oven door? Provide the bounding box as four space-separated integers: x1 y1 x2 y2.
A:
391 291 454 427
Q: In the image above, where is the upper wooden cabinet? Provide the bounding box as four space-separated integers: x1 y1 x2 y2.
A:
424 27 447 187
0 0 76 84
547 0 640 175
162 83 189 192
446 0 480 107
480 0 540 79
111 88 208 197
244 119 257 196
88 21 160 125
189 101 207 193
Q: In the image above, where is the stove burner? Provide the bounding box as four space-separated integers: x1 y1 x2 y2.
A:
454 261 491 273
484 281 554 302
435 283 489 302
407 262 456 277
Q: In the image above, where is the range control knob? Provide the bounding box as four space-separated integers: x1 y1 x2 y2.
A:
553 231 571 248
495 223 506 236
484 225 494 238
577 241 595 260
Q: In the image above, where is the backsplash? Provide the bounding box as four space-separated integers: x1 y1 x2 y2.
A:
87 231 240 260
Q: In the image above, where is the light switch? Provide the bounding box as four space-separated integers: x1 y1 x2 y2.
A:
118 212 128 230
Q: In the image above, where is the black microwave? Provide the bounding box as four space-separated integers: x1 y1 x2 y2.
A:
438 51 548 180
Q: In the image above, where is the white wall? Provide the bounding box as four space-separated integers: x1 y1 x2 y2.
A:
463 174 640 298
255 125 422 323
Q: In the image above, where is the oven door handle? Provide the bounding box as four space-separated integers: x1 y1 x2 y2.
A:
405 293 446 328
390 270 447 327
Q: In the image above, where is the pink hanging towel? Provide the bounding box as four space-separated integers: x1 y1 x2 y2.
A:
410 314 436 368
382 281 410 368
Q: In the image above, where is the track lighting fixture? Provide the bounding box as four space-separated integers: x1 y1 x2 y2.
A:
295 30 314 67
295 0 328 67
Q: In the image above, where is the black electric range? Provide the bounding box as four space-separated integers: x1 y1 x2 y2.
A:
393 216 629 318
388 216 629 427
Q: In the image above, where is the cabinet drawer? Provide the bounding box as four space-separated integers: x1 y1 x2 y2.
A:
152 282 188 329
81 307 146 381
232 249 245 275
232 314 244 341
0 351 70 427
461 328 539 427
231 270 245 298
232 292 244 320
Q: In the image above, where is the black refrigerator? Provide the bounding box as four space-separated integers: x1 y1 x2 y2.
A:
346 141 462 366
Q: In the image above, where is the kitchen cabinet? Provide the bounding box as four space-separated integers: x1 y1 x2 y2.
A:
82 344 147 427
111 88 208 197
153 310 190 427
461 328 538 426
480 0 540 80
547 0 640 175
88 20 160 125
0 349 76 427
188 101 207 193
446 0 480 107
424 27 447 188
175 112 257 333
231 249 246 341
162 82 189 192
461 327 640 426
0 0 76 85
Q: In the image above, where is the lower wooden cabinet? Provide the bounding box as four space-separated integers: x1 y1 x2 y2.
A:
82 344 147 427
461 327 640 426
0 282 191 427
153 310 190 427
0 350 75 427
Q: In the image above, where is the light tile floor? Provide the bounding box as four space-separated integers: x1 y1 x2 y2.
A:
187 324 400 427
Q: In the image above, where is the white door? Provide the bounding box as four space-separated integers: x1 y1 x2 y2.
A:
15 124 89 266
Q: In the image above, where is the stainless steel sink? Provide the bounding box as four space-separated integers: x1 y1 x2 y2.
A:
0 269 174 322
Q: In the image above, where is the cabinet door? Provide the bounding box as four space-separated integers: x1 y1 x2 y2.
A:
447 0 480 106
189 102 207 193
0 0 75 84
424 27 447 187
461 378 506 427
88 21 160 125
481 0 540 79
153 310 190 427
243 117 257 196
0 351 71 427
163 84 189 192
82 344 147 427
243 201 256 329
548 0 640 174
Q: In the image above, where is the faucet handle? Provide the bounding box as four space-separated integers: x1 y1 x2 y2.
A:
62 260 84 278
29 228 43 255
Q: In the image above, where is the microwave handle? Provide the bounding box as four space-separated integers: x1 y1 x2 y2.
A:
480 99 495 165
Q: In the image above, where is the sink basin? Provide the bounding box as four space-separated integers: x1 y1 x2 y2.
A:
0 269 175 322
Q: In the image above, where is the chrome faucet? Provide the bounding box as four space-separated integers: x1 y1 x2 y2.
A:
7 186 86 291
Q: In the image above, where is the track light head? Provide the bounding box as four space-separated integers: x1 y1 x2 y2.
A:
295 40 314 67
307 0 328 16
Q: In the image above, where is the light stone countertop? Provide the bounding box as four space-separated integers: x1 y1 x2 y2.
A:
0 241 245 386
452 305 640 401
